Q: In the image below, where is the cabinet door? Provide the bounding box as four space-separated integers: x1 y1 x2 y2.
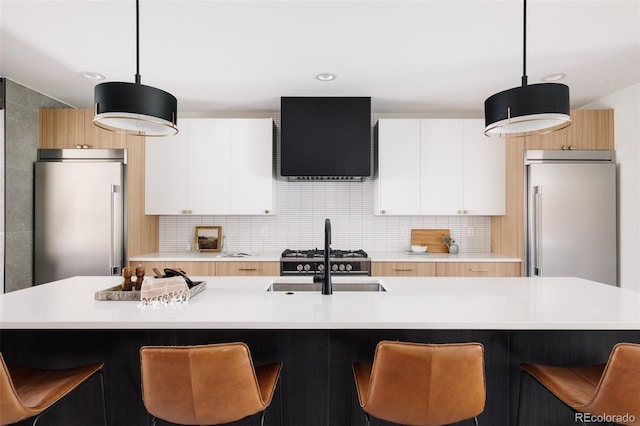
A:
436 262 521 277
39 108 84 149
525 110 614 151
462 120 505 215
420 119 463 215
145 123 189 214
188 119 231 214
372 262 436 277
216 261 279 276
375 119 421 215
229 119 274 215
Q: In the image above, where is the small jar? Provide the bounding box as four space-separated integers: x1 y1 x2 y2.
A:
448 243 459 254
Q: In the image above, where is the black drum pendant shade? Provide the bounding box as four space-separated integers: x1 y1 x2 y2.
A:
484 0 570 138
94 82 177 136
93 0 178 137
484 83 570 137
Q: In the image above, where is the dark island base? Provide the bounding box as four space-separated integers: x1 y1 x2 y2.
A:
2 329 638 426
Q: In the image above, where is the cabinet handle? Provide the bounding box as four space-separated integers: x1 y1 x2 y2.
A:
470 268 489 272
394 269 414 272
264 209 269 214
381 210 386 214
181 209 192 214
238 268 257 271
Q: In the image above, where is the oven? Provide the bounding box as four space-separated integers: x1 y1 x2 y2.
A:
280 249 371 276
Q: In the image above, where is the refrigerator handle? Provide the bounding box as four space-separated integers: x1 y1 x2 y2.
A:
110 184 121 276
533 185 542 276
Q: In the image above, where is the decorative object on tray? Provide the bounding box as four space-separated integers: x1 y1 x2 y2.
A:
95 267 206 302
442 236 459 254
195 226 222 252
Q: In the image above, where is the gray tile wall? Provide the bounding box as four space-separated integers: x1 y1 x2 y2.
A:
3 79 67 292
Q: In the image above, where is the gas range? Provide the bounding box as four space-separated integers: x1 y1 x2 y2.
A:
280 249 371 276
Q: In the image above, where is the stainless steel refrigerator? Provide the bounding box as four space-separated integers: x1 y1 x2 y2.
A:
34 149 126 285
525 150 617 286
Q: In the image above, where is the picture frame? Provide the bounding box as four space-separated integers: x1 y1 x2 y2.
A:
195 226 222 252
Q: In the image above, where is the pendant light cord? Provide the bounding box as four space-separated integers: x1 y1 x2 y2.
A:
135 0 141 84
521 0 528 87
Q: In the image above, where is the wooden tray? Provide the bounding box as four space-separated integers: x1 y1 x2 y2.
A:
410 229 450 253
94 281 207 301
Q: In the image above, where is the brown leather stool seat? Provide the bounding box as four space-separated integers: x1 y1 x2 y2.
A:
352 341 486 426
0 352 107 426
518 342 640 426
140 343 282 426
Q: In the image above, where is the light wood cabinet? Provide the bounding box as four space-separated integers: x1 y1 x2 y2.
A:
372 262 436 277
145 118 274 215
436 262 521 277
39 108 158 258
375 118 505 215
492 109 614 270
39 109 126 149
130 261 216 276
525 109 613 151
215 261 279 276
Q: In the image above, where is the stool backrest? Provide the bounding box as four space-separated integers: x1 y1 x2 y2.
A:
140 343 266 425
586 342 640 422
364 341 485 426
0 354 32 426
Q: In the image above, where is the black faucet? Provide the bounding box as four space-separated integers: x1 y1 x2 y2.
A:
313 219 332 295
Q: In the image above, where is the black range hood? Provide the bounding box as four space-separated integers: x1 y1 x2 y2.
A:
280 97 371 181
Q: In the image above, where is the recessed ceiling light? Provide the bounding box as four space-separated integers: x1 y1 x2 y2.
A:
542 73 567 82
316 73 336 81
81 71 106 80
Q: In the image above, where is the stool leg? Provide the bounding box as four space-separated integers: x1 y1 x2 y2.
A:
365 412 371 426
259 410 265 426
98 370 108 426
516 370 527 426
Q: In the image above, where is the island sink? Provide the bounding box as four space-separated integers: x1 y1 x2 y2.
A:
267 278 387 292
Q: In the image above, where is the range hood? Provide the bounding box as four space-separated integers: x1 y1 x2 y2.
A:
280 97 372 181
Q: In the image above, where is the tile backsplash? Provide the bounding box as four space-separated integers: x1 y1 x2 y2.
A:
159 178 491 254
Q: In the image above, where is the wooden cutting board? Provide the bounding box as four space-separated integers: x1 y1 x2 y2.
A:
410 229 450 253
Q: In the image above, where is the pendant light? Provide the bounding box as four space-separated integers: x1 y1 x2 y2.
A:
484 0 570 138
93 0 178 136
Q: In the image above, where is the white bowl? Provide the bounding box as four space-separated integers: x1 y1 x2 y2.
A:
411 245 427 253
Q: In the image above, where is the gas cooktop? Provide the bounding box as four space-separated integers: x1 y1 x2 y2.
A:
281 249 368 259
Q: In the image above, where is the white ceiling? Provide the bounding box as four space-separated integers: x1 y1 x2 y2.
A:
1 0 639 116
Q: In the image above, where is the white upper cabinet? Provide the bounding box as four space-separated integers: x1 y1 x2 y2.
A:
145 123 189 215
229 119 274 215
461 119 505 215
374 119 421 215
145 118 274 215
420 119 464 215
375 118 505 216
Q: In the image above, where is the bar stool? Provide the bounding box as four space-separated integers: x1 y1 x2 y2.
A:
140 342 282 426
352 341 486 426
517 342 640 426
0 352 107 426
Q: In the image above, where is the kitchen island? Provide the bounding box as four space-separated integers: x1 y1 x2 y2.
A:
1 276 639 425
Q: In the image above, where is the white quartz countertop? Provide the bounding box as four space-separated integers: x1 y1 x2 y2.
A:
129 252 521 263
1 275 637 330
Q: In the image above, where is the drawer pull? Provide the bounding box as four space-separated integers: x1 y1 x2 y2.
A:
470 268 489 272
238 268 257 272
394 269 414 272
